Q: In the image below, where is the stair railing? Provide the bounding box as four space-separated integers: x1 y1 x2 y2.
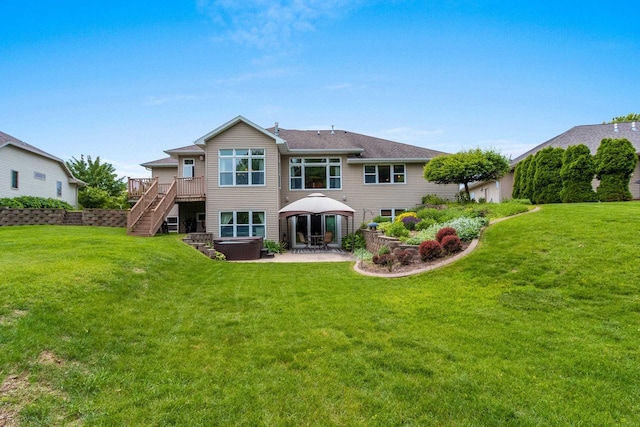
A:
127 178 158 233
147 180 177 236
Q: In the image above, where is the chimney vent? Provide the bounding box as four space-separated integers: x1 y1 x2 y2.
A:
614 123 619 132
632 122 638 131
331 125 335 135
275 122 279 136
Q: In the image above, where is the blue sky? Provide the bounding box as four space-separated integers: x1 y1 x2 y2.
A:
2 0 638 178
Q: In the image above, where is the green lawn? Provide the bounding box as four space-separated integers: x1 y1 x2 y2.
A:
1 203 639 426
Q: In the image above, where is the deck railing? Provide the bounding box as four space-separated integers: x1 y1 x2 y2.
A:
128 176 204 200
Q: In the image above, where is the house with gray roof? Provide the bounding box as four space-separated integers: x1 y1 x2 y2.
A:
468 122 640 202
127 115 458 245
0 130 84 208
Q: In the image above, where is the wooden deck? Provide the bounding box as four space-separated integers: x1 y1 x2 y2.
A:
128 177 205 201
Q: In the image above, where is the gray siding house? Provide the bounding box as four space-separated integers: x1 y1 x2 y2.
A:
127 116 459 246
469 122 640 202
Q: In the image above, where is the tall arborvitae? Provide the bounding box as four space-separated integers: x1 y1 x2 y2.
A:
560 144 598 203
594 138 638 201
517 155 534 202
532 147 565 204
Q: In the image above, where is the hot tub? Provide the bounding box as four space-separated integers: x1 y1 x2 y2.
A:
213 237 263 260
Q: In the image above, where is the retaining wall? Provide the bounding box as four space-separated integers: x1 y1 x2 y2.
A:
0 208 127 228
362 229 420 261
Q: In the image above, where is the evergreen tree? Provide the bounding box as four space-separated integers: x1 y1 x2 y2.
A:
560 144 597 203
594 138 637 201
532 147 564 204
518 155 535 202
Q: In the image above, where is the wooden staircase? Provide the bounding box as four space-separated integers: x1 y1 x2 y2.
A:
127 179 177 237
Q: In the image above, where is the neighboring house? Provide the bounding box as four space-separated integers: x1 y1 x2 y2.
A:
127 115 459 246
469 122 640 202
0 130 83 208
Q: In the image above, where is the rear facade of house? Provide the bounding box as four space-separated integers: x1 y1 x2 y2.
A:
127 116 459 247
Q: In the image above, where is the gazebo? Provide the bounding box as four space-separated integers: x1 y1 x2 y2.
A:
278 193 356 249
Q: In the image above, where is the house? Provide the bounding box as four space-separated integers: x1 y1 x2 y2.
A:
0 130 83 208
469 122 640 202
127 115 459 247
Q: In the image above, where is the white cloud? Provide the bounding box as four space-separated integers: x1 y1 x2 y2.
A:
199 0 364 49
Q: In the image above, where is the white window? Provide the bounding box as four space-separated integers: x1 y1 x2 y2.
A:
290 157 341 190
219 149 265 186
380 208 406 221
11 170 18 189
364 164 405 184
34 171 46 180
56 181 62 197
220 211 266 238
183 158 195 178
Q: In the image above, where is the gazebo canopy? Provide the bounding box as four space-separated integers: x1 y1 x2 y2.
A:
278 193 355 218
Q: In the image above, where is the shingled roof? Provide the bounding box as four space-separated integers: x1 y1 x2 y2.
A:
0 130 83 182
513 122 640 164
266 127 448 162
141 157 179 168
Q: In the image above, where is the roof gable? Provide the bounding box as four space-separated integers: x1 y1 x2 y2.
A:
514 122 640 164
194 115 286 146
0 130 84 184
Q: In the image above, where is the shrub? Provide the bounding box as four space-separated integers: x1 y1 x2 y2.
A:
378 245 390 255
382 221 410 238
372 215 391 224
442 216 488 241
395 250 414 266
436 227 457 243
441 235 463 254
0 196 74 210
372 253 395 271
422 194 448 205
419 240 443 261
342 232 365 251
263 240 283 254
401 216 420 230
353 248 373 261
415 218 437 231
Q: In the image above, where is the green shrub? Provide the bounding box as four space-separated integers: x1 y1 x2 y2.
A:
421 194 448 205
371 216 391 223
418 240 443 261
443 216 488 241
342 232 365 251
378 245 390 255
532 147 564 204
353 248 373 261
263 240 284 254
594 138 637 202
382 221 410 238
0 196 74 210
415 218 437 231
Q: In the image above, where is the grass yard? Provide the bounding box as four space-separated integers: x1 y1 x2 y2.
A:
1 203 639 425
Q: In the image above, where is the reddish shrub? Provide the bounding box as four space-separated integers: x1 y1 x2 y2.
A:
436 227 458 243
418 240 443 261
441 234 462 254
395 250 414 266
372 253 395 271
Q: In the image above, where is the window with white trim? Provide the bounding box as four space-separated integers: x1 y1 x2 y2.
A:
10 170 18 189
290 157 341 190
219 149 265 186
220 211 266 237
34 171 46 181
56 181 62 197
380 208 406 221
364 164 405 184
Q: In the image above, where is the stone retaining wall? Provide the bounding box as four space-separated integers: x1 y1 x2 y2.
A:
362 229 420 261
0 208 126 228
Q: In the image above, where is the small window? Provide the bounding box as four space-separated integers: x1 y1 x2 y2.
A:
220 211 266 238
34 171 46 180
11 170 18 189
364 164 406 184
380 208 406 221
56 181 62 197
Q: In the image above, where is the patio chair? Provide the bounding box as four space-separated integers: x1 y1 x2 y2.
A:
322 231 333 249
297 232 310 247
